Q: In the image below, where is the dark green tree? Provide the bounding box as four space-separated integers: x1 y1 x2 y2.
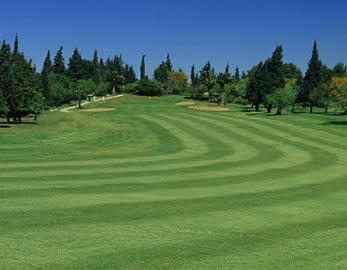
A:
263 45 285 112
99 58 106 82
92 50 101 85
245 46 285 112
124 64 136 84
245 62 264 111
281 63 302 79
41 50 52 102
200 62 216 102
13 34 19 54
190 65 196 86
68 48 84 80
301 41 324 112
0 91 8 117
166 54 173 72
309 83 330 113
154 62 170 84
0 41 13 122
333 63 347 76
106 55 125 94
52 46 65 74
29 91 45 123
217 65 232 105
234 66 240 81
140 55 146 80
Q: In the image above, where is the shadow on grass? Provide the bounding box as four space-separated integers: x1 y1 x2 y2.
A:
323 120 347 126
0 121 34 126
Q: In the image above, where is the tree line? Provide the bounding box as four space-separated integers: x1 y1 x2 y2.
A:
188 42 347 115
1 36 347 124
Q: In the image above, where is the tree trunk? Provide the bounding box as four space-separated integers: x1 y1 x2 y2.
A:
291 104 295 113
276 108 282 115
78 99 82 109
219 90 225 106
255 103 260 112
208 90 212 102
112 85 116 95
266 104 272 113
13 111 17 122
6 115 10 123
33 114 38 124
325 106 328 114
18 114 22 123
309 105 313 113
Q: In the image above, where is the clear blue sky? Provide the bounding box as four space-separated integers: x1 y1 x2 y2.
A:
1 0 346 76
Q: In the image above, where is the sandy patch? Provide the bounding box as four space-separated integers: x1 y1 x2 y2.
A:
188 105 230 112
80 107 116 112
176 101 196 106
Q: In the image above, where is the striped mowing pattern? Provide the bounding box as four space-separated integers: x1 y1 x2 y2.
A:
0 95 346 270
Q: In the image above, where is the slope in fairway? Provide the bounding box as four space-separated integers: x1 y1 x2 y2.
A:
0 95 346 270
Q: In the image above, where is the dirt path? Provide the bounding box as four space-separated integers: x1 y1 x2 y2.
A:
59 95 123 113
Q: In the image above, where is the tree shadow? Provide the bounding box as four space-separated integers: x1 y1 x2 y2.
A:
265 114 285 117
0 125 11 128
240 106 254 112
0 121 33 126
322 120 347 126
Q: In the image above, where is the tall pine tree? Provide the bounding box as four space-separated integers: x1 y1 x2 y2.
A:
140 55 146 80
302 41 324 112
92 50 101 85
124 64 136 84
166 54 173 71
68 48 83 80
200 62 216 102
190 65 196 86
13 34 19 54
41 50 52 103
234 66 240 81
52 46 65 74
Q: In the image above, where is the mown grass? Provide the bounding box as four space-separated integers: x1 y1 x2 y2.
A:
0 95 346 270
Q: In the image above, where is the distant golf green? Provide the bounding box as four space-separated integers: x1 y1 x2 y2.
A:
0 95 346 269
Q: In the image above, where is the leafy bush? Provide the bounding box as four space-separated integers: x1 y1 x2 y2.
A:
267 85 295 115
123 79 161 96
49 73 76 106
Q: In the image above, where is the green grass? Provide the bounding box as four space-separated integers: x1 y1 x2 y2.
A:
0 95 346 270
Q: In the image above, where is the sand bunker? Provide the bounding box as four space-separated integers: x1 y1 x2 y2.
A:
176 101 196 106
81 107 116 112
188 105 230 112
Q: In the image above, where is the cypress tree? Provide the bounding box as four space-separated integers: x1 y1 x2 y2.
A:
52 46 65 74
99 58 106 82
200 62 216 102
140 55 146 80
0 41 13 122
166 54 173 71
262 45 285 113
302 41 324 112
124 64 136 84
234 66 240 81
41 50 52 102
224 64 231 80
245 62 264 111
13 34 19 54
92 50 101 85
154 62 170 84
190 65 196 86
195 73 199 84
